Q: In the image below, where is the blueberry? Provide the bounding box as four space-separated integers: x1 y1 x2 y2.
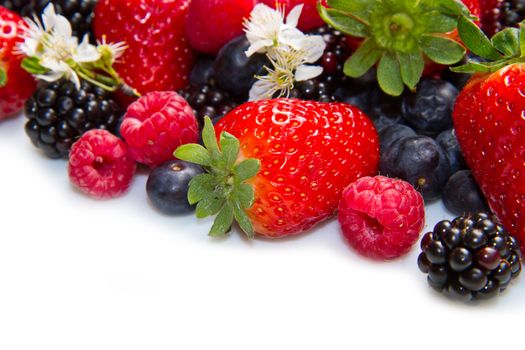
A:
402 79 458 133
379 124 416 153
380 135 451 202
146 160 204 215
435 129 467 174
442 170 489 216
189 56 216 86
213 35 269 98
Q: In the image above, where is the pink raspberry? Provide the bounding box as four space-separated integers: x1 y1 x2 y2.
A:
338 176 425 260
68 129 136 199
120 91 199 168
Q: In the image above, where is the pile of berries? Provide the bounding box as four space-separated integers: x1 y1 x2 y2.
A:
1 0 524 304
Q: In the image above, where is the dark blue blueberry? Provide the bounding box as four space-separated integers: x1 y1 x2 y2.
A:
379 124 416 153
189 56 216 86
436 129 467 174
380 135 451 202
401 79 458 133
443 170 489 216
146 160 204 215
213 35 269 98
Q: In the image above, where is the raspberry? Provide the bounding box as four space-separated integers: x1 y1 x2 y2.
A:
338 176 426 260
120 91 199 168
68 129 136 199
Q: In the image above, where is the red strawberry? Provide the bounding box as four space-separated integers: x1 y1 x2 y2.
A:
175 99 379 239
185 0 258 55
453 17 525 249
0 6 36 120
93 0 195 103
259 0 324 31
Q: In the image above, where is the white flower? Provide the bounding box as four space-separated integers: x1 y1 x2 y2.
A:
36 58 80 87
73 35 100 63
97 35 127 63
244 3 305 57
249 45 325 101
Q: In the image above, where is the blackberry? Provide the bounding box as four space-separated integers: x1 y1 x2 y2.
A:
12 0 97 39
0 0 27 13
24 79 122 159
289 25 351 102
178 77 241 127
418 213 522 301
499 0 525 31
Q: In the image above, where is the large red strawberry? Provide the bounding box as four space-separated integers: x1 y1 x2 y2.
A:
185 0 258 55
0 6 36 120
175 99 379 239
319 0 477 96
93 0 195 103
452 16 525 249
259 0 324 31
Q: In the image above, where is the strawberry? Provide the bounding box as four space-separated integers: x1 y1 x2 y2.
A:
185 0 258 55
0 6 36 120
452 16 525 249
93 0 195 102
259 0 324 31
318 0 476 96
175 99 379 239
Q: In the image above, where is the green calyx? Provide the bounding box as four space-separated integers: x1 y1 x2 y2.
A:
174 117 261 239
318 0 473 96
0 66 6 88
451 16 525 74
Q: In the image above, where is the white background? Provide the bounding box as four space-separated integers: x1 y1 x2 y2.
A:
1 113 523 350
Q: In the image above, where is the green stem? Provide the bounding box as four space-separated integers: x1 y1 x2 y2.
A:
0 66 6 88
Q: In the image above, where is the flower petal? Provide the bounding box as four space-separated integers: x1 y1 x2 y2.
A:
295 65 323 81
249 79 274 101
299 35 327 63
74 35 101 62
245 39 273 56
285 4 303 28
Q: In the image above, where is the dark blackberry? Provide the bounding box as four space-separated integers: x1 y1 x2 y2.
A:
0 0 27 13
418 213 522 301
288 25 351 102
14 0 97 39
24 79 122 159
178 77 240 127
499 0 525 30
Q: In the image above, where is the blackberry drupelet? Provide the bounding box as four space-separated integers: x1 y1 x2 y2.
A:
0 0 27 13
499 0 525 30
418 213 522 301
178 77 241 127
289 25 351 102
16 0 97 39
24 79 122 159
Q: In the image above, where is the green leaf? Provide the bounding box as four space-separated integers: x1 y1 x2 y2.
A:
326 0 373 21
437 0 473 17
457 15 502 60
209 202 234 237
220 131 240 169
397 51 424 90
21 57 48 75
492 28 520 57
231 200 254 239
195 194 225 219
377 52 404 97
423 12 457 33
318 5 369 38
519 23 525 57
235 183 255 209
450 59 511 73
187 173 216 205
343 39 382 78
0 67 6 88
234 158 260 182
201 116 220 155
420 35 466 64
174 144 212 167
